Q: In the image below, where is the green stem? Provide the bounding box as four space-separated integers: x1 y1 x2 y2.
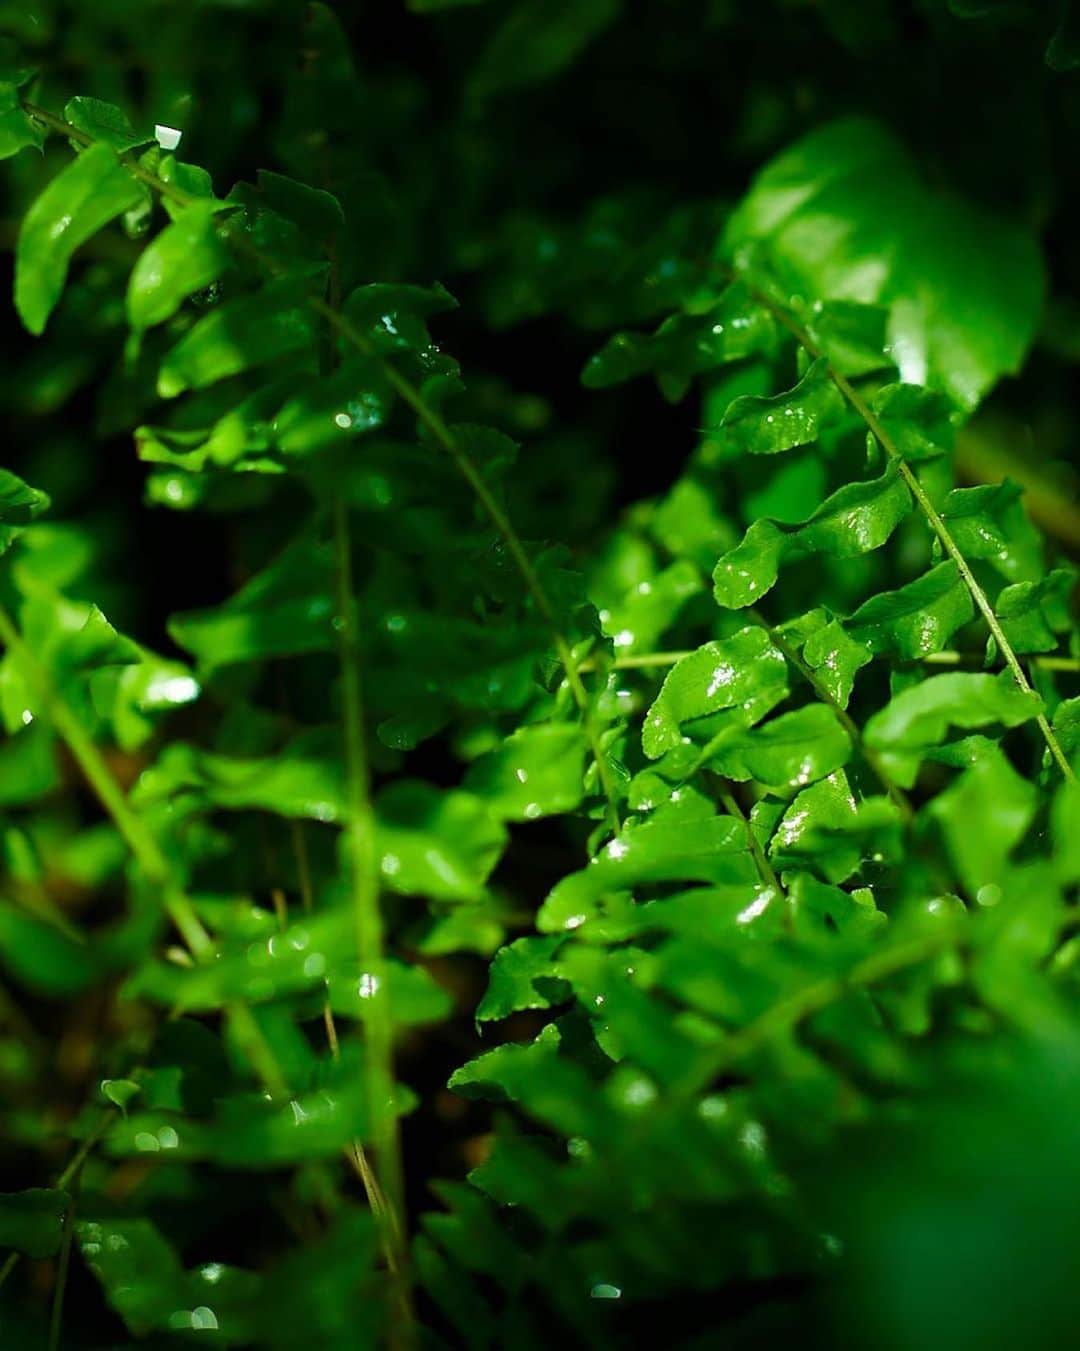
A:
315 300 622 832
331 499 413 1340
742 279 1076 784
0 605 213 957
716 783 787 907
47 1193 76 1351
600 647 1080 676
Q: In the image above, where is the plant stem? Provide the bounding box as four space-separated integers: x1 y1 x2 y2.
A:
738 278 1076 783
316 300 623 833
331 498 414 1341
0 605 213 957
47 1193 76 1351
715 783 787 906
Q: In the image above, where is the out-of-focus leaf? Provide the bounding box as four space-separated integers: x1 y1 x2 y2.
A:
725 118 1044 407
0 1188 68 1258
865 672 1043 786
157 280 317 397
15 141 143 334
464 722 587 821
127 201 230 330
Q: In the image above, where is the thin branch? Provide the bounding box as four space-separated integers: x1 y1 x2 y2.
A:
332 498 414 1342
0 605 213 957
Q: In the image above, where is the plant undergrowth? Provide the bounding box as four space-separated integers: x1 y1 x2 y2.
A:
2 3 1080 1348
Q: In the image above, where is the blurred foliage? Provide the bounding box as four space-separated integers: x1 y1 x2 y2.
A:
1 1 1080 1348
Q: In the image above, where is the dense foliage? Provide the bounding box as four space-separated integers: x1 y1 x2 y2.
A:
2 2 1080 1346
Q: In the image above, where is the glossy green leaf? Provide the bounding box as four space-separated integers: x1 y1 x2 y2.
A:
475 935 567 1021
127 201 230 330
0 87 44 160
708 703 851 792
797 613 873 708
0 467 50 554
582 283 778 393
64 95 148 152
642 627 787 757
15 141 143 334
538 796 757 934
720 357 844 454
726 118 1044 407
806 300 891 376
713 463 912 607
938 480 1044 584
847 562 974 660
871 383 955 461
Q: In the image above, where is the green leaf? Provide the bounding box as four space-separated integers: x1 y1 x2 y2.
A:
476 935 567 1021
726 117 1044 407
256 169 344 240
377 782 507 903
168 536 335 671
0 467 50 554
15 141 143 334
708 703 851 792
939 481 1044 584
582 283 778 393
864 671 1043 787
713 463 912 608
538 796 757 934
464 722 587 821
272 358 394 455
927 747 1037 896
797 613 872 708
805 300 891 376
871 383 955 461
157 280 318 397
0 87 45 160
101 1077 142 1111
127 201 231 330
135 728 345 823
847 562 974 660
995 568 1076 654
642 627 788 758
0 1188 69 1258
64 95 149 152
468 0 620 100
720 357 844 454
